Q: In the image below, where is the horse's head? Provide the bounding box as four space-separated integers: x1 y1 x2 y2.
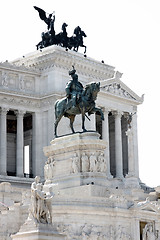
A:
84 82 100 101
81 31 87 38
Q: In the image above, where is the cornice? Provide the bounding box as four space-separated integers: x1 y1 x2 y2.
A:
12 45 115 80
0 61 40 76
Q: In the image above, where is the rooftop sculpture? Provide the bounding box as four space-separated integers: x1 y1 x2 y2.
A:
34 6 87 53
54 66 104 137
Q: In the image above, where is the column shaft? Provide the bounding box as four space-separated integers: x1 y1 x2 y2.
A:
102 109 112 178
16 110 25 177
0 108 8 175
126 128 134 176
114 111 123 178
132 112 139 178
32 112 43 177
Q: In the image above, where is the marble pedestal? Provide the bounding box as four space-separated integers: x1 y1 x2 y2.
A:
11 218 66 240
43 132 108 192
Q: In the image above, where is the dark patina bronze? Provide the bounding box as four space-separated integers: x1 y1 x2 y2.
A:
54 67 104 137
34 6 87 53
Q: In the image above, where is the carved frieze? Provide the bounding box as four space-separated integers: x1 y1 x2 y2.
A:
0 95 41 108
23 75 35 91
0 68 36 93
55 222 132 240
101 82 136 100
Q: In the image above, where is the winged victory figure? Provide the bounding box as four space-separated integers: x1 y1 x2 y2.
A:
34 6 55 31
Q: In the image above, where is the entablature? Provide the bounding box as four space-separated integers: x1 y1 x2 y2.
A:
12 46 115 80
0 61 40 75
0 90 62 111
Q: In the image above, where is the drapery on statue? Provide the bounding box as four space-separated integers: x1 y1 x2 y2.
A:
30 176 53 224
54 66 104 137
34 6 87 53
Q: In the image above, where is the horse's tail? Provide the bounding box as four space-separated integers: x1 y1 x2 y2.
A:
54 100 59 119
55 98 67 119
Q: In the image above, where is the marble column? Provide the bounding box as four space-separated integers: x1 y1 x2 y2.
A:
102 109 112 178
15 110 26 177
32 112 43 177
126 127 134 176
114 111 123 178
48 108 55 144
132 112 139 178
0 108 9 175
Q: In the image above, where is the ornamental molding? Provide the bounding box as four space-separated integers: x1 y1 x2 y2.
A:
100 75 144 104
0 61 40 75
12 45 115 80
131 198 160 213
0 92 60 110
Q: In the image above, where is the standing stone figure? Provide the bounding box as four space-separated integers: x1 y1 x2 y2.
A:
31 176 40 219
81 152 89 172
2 72 8 87
89 153 97 172
19 75 25 90
30 176 53 224
98 152 106 173
116 225 122 240
71 153 80 173
143 223 156 240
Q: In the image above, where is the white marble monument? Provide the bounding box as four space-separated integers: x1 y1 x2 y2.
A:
0 46 160 240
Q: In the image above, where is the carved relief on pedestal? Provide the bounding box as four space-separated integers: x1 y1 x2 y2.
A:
71 153 80 174
44 156 56 180
97 152 106 172
89 152 97 172
80 151 106 173
81 152 89 172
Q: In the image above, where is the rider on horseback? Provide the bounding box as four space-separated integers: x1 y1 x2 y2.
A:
65 66 83 108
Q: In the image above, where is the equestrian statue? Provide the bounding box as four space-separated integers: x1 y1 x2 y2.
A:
34 6 87 53
54 66 104 137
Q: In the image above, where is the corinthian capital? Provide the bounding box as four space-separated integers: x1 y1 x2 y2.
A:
0 108 9 115
112 110 122 118
14 110 26 117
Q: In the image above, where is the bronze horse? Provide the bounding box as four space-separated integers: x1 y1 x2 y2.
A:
54 82 104 137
